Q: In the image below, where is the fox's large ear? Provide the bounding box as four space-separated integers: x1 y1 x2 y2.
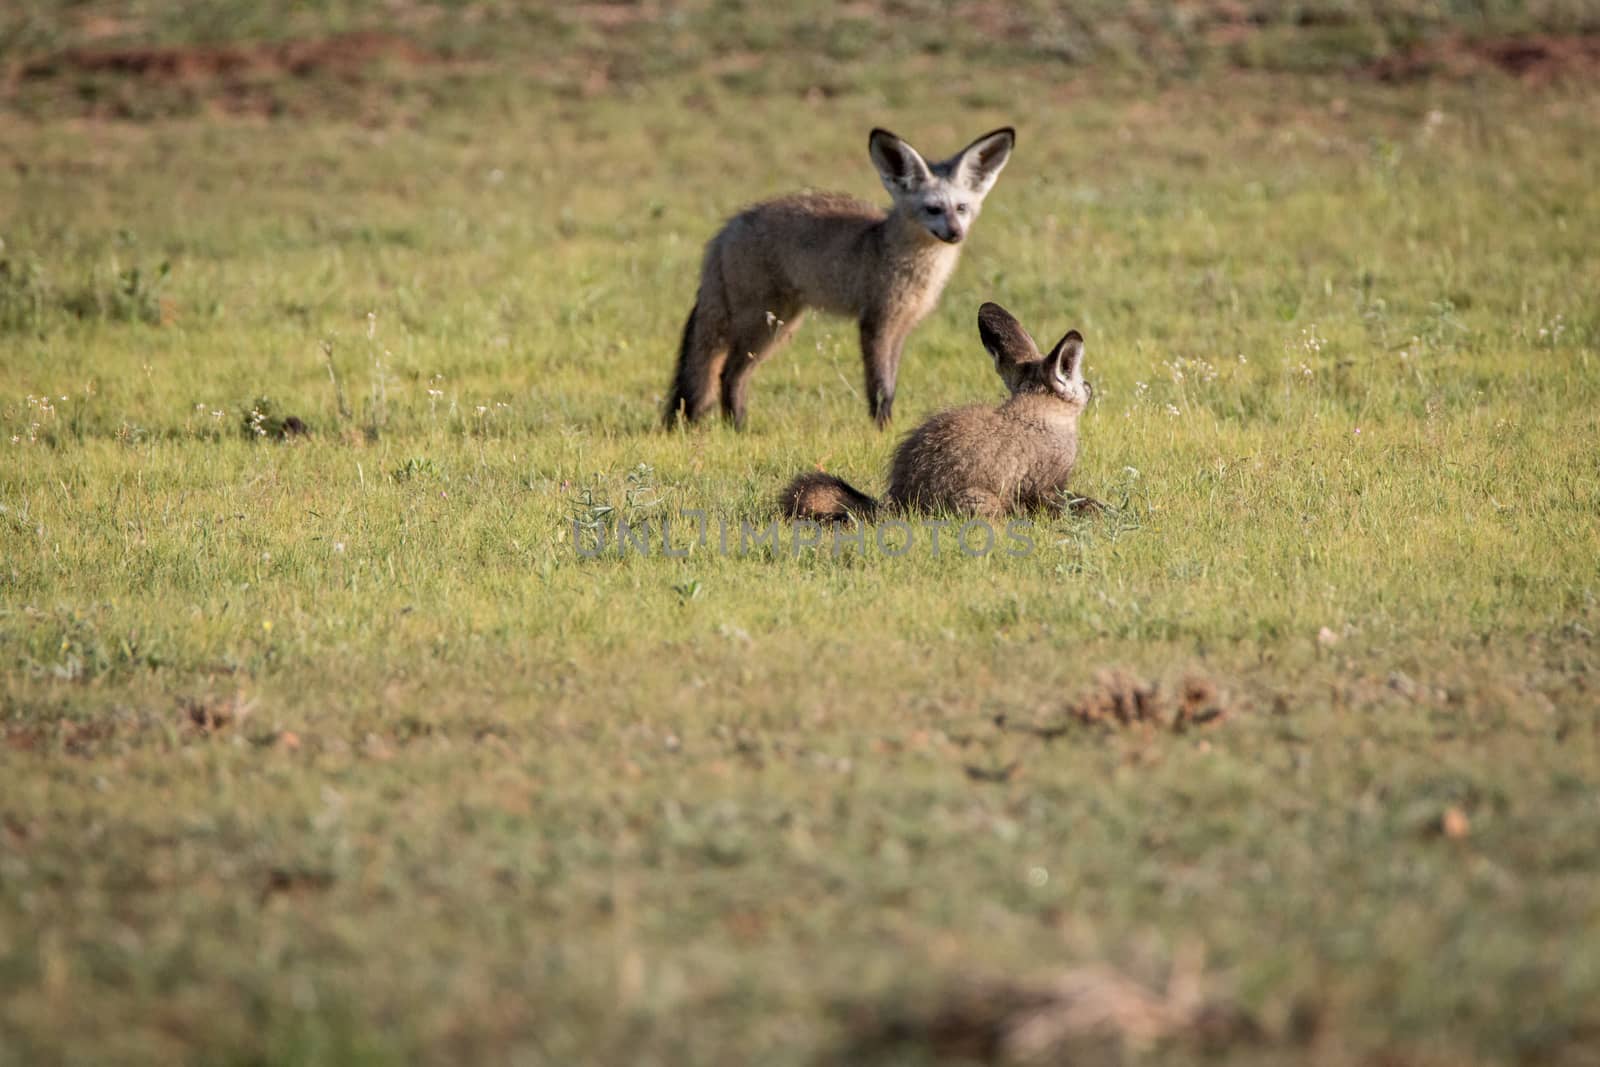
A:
1045 329 1086 387
950 127 1015 195
978 302 1040 369
869 128 933 194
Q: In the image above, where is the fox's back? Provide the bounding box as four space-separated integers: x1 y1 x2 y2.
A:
726 191 883 247
712 192 885 314
887 397 1079 511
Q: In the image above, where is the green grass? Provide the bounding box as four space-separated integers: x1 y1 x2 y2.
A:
3 10 1600 1066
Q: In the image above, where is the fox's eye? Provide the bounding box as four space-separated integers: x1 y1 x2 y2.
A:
956 203 970 215
926 204 944 216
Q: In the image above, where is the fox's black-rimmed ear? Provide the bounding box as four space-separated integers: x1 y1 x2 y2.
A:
951 127 1015 195
1044 329 1085 386
869 128 933 194
978 301 1040 368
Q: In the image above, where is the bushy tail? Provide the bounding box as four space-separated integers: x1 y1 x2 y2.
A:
780 472 879 523
664 301 714 427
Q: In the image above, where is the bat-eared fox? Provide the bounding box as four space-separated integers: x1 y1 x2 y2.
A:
781 302 1099 521
665 127 1015 430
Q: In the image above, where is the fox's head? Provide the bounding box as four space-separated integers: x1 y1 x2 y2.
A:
869 127 1015 245
976 302 1091 410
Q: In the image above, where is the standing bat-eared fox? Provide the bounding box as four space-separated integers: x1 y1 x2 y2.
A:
664 126 1016 430
781 302 1098 522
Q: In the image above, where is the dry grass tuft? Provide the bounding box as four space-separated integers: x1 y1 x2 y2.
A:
1063 669 1231 733
179 691 253 735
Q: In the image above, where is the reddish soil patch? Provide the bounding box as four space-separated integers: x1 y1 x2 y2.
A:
13 31 436 117
21 30 430 83
1369 34 1600 85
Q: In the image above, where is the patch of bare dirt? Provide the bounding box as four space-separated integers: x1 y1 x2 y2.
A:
562 3 665 30
1369 34 1600 84
20 31 431 84
840 954 1269 1064
4 717 120 758
11 31 437 117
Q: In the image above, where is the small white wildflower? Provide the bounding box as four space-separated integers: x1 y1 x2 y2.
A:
334 542 346 554
1165 403 1180 417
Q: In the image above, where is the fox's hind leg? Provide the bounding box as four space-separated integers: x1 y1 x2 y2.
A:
720 307 802 430
665 301 729 426
666 236 741 427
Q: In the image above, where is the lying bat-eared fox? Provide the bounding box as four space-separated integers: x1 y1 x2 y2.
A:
665 126 1016 430
781 302 1099 522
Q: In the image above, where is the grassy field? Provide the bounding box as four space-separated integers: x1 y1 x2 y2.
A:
3 4 1600 1064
